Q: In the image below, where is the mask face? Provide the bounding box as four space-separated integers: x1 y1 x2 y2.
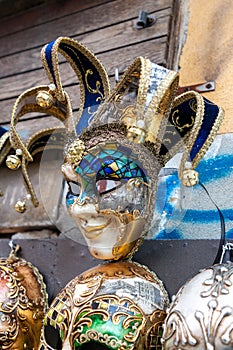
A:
39 261 169 350
62 142 152 260
162 261 233 350
0 256 47 349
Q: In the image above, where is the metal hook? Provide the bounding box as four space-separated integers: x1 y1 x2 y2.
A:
134 11 157 29
8 240 20 258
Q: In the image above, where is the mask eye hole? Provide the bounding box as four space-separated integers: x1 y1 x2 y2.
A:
79 341 110 349
44 324 62 350
96 179 123 195
67 181 81 196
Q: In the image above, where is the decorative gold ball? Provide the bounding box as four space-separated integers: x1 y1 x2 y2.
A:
66 139 86 167
127 126 146 144
182 169 199 187
15 200 26 213
36 91 54 108
6 154 21 170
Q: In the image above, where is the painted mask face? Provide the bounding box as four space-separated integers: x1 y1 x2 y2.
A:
162 261 233 350
62 142 152 261
0 255 47 350
39 261 169 350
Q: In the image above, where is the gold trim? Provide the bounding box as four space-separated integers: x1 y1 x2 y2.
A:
41 36 110 127
192 106 224 168
9 85 73 208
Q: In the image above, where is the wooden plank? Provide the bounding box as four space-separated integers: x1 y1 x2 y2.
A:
0 0 49 21
0 0 172 57
0 38 168 125
0 9 170 103
1 9 170 79
0 14 169 98
166 0 188 70
0 0 111 37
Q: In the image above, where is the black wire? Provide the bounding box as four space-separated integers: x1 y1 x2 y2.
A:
199 181 226 264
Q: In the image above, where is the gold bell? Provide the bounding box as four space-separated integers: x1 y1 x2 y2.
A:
6 154 21 170
15 200 26 213
36 90 54 108
127 126 146 144
182 169 199 187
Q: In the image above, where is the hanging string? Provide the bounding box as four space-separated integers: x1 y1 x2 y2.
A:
199 181 226 264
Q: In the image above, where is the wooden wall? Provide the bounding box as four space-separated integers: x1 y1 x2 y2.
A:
0 0 222 301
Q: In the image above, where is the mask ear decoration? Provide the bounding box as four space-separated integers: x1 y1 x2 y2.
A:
90 56 179 151
158 91 204 166
21 127 66 209
41 36 110 135
7 85 73 212
178 92 224 186
158 91 224 186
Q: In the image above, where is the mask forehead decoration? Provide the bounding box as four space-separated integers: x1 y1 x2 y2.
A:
39 261 169 350
0 243 48 349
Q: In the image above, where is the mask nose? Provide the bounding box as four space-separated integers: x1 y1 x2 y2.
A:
71 201 98 219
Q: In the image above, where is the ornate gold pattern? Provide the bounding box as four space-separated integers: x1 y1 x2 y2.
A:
162 262 233 349
73 295 144 348
0 254 48 349
85 68 104 101
39 261 168 349
66 139 86 167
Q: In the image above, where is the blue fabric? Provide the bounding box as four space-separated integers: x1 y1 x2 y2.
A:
190 98 219 160
59 43 105 135
0 126 8 137
160 98 196 157
45 41 56 83
45 40 106 135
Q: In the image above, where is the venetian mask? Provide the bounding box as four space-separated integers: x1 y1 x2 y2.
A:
161 260 233 349
62 135 156 261
0 245 48 349
39 260 169 350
